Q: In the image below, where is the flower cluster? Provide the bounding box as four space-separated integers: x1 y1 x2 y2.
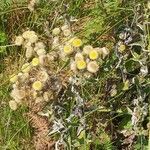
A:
51 24 110 77
10 30 62 110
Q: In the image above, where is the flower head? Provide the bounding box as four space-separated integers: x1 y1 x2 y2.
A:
76 60 86 70
89 49 99 60
87 61 99 73
9 100 18 110
63 44 74 55
118 44 126 53
36 48 46 56
63 29 71 37
32 81 43 91
15 36 24 46
72 38 83 47
21 63 31 73
74 53 84 62
32 58 39 66
83 45 93 55
52 28 61 35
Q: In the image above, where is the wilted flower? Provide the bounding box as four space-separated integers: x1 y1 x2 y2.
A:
63 29 71 37
21 63 31 73
89 49 99 60
76 60 86 70
52 28 61 35
32 81 43 91
10 89 26 101
35 96 44 103
70 61 77 72
37 70 49 82
25 46 34 59
74 52 84 62
72 38 83 47
101 47 110 59
63 44 74 55
61 24 69 31
35 42 45 49
9 100 18 110
87 61 99 73
31 57 39 66
15 36 24 46
36 48 46 56
83 45 93 55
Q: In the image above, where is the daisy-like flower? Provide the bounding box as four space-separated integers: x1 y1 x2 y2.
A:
83 45 93 55
63 44 74 55
72 38 83 47
31 58 39 66
87 61 99 73
10 74 18 83
89 49 99 60
76 60 86 70
37 70 49 82
74 52 84 62
52 28 61 35
15 36 24 46
32 81 43 91
36 48 46 56
9 100 18 110
118 44 126 53
21 63 31 73
63 29 71 37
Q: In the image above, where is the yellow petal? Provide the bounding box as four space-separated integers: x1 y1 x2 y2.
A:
32 81 43 91
76 60 86 70
89 50 99 60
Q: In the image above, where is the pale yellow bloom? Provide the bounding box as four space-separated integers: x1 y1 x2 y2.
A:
37 70 49 82
32 81 43 91
89 49 99 60
61 24 69 31
72 38 83 47
10 74 18 83
87 61 99 73
122 80 129 91
63 44 74 54
15 36 24 46
101 47 110 58
21 63 31 73
9 100 18 110
70 61 77 72
76 60 86 70
22 30 36 39
118 44 126 53
25 46 33 59
52 28 61 35
35 42 45 49
32 58 39 66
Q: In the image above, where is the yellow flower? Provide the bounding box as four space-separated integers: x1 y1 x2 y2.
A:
89 49 99 60
10 74 18 83
32 81 43 91
118 44 126 53
76 60 86 70
87 61 99 73
63 44 74 54
72 38 83 47
83 45 93 55
21 63 31 73
32 58 39 66
9 100 18 110
52 28 60 35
